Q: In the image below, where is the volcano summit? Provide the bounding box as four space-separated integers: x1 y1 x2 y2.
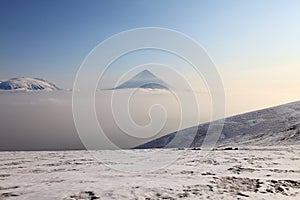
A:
113 70 170 90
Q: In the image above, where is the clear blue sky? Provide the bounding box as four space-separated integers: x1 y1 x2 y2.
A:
1 0 300 97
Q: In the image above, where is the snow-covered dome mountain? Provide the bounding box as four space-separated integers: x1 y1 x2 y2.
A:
0 77 60 91
113 70 170 90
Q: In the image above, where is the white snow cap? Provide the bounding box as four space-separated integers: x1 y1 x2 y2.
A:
0 77 60 91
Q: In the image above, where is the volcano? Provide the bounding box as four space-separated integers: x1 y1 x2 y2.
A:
113 70 170 90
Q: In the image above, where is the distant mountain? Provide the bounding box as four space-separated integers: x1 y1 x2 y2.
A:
136 101 300 149
113 70 170 90
0 77 60 91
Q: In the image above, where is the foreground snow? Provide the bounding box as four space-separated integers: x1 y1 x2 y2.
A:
1 147 300 199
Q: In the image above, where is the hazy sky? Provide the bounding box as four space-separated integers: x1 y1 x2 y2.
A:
1 0 299 96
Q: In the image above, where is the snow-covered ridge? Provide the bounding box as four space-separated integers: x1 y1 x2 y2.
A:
136 101 300 148
0 77 60 91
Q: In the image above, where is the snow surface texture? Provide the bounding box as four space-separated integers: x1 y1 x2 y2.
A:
112 70 170 90
0 77 60 91
0 147 300 199
136 101 300 149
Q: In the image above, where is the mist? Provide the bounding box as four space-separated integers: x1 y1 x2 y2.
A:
0 89 211 150
0 91 81 150
1 86 297 151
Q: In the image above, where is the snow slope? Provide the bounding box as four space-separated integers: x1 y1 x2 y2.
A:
113 70 170 90
136 101 300 149
0 77 60 91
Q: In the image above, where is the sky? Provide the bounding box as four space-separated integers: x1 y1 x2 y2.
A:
0 0 299 94
0 0 300 150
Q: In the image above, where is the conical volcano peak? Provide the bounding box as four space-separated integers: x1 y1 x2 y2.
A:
113 69 170 90
133 69 157 79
